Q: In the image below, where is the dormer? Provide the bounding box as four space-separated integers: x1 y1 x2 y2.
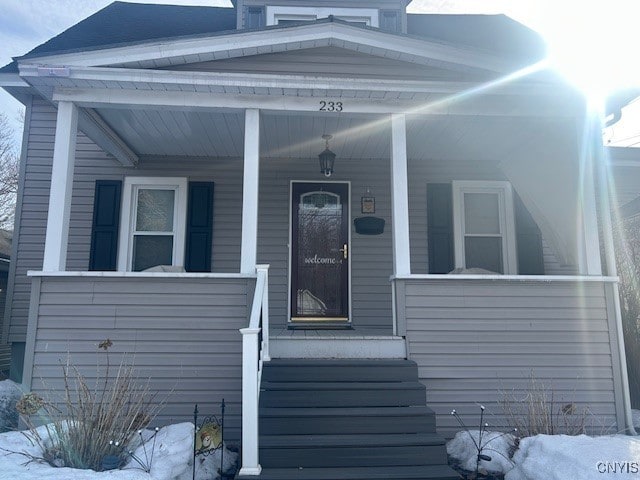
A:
236 0 410 33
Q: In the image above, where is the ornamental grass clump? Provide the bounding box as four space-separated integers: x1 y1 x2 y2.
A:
501 374 593 437
16 340 159 471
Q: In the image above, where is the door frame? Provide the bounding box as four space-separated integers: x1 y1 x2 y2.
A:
287 180 352 326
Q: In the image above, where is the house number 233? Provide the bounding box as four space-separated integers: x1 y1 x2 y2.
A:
319 101 343 112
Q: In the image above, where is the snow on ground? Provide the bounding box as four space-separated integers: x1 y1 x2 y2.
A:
448 430 640 480
0 380 21 432
508 434 640 480
0 422 237 480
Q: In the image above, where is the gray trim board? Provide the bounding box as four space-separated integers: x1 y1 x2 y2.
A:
21 276 40 390
604 281 627 432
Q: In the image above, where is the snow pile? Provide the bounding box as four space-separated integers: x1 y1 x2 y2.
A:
448 430 640 480
507 434 640 480
0 380 21 432
633 409 640 432
0 422 238 480
447 430 516 475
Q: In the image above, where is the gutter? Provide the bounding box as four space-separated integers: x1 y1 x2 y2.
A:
595 118 638 436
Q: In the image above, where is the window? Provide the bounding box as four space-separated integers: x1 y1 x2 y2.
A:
118 177 188 271
266 6 379 27
452 181 517 274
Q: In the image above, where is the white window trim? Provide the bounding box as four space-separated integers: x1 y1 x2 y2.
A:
266 6 379 27
452 180 517 274
117 177 188 272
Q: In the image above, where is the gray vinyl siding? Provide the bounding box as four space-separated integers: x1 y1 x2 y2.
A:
167 47 476 81
397 278 622 438
24 275 250 442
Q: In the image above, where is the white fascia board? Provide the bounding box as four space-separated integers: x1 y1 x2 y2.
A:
16 22 513 74
51 87 571 117
20 64 566 98
0 73 29 87
51 87 577 117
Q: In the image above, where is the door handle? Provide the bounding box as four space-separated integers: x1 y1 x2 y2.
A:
339 243 348 259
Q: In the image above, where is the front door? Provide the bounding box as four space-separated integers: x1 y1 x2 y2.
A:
290 182 350 325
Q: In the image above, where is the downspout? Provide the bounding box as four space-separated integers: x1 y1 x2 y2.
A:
594 116 638 435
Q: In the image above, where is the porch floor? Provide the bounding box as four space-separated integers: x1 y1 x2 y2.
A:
269 328 405 359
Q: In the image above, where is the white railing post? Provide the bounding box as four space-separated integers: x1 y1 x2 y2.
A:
239 264 271 475
257 265 270 361
239 326 261 476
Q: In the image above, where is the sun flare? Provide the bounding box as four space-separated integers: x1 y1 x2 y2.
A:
536 0 640 103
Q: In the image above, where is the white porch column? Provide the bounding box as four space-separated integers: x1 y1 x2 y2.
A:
390 114 411 276
241 109 260 274
42 101 78 272
580 118 603 275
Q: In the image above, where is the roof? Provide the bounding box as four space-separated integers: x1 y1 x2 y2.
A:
1 2 237 73
407 14 546 67
1 2 546 73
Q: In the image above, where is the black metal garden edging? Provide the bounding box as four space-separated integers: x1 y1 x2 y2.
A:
193 399 227 480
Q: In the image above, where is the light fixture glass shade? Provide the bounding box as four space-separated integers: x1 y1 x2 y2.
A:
318 147 336 177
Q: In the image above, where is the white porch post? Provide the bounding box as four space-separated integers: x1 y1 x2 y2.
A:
42 101 78 272
390 114 411 276
241 109 260 275
580 117 603 275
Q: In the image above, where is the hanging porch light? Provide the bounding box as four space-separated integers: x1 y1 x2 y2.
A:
318 134 336 177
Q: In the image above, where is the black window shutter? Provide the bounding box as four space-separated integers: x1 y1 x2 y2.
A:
245 6 265 29
380 10 400 32
514 192 545 275
185 182 214 272
427 183 454 274
89 180 122 271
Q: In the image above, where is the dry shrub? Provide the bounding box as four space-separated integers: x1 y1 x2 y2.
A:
17 340 159 470
501 375 594 437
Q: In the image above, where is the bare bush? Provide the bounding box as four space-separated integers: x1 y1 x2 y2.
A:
16 340 159 471
501 375 594 437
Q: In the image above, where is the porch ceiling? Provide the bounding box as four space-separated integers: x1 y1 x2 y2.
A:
94 107 548 160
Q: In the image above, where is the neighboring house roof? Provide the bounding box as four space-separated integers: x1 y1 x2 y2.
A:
0 230 12 261
1 2 546 73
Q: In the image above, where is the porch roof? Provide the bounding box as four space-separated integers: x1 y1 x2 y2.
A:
1 2 545 74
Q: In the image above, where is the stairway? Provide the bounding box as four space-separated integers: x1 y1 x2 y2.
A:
238 359 459 480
